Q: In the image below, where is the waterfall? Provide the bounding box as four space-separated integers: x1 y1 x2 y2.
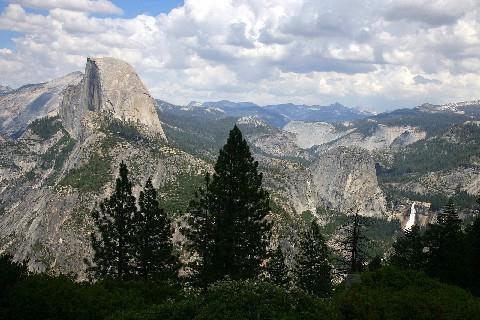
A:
404 202 416 230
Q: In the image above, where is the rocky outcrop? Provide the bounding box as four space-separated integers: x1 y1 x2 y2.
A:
60 57 166 140
0 72 82 137
285 120 426 151
0 118 204 277
283 121 354 149
0 57 177 277
310 146 387 216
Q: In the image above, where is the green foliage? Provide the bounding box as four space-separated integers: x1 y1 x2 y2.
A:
361 108 471 136
378 123 480 182
158 173 205 214
193 280 336 320
41 134 76 173
183 125 272 287
295 221 332 297
465 216 480 296
0 255 27 297
337 211 371 273
2 257 480 320
382 186 478 210
29 116 63 139
389 199 480 292
134 177 178 281
424 199 466 287
88 162 138 280
390 226 427 271
60 151 111 192
265 245 291 288
160 112 237 160
104 118 144 143
335 267 480 320
1 273 180 320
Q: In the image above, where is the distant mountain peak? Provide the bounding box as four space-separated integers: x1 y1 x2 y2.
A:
418 99 480 114
186 101 202 108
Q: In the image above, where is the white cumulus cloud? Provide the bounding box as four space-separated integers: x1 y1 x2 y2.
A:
0 0 480 111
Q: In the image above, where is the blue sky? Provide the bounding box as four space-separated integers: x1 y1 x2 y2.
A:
112 1 184 18
0 0 479 111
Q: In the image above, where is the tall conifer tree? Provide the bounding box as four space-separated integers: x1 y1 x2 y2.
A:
338 209 369 273
89 162 137 280
183 125 271 286
266 244 291 288
425 198 465 285
134 177 178 281
390 225 427 271
294 221 332 297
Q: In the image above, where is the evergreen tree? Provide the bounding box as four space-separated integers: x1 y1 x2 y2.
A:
266 244 290 288
182 173 215 289
465 215 480 295
183 125 272 286
368 255 382 271
134 177 178 281
88 162 137 280
424 198 465 286
338 209 369 273
390 225 427 271
295 221 332 297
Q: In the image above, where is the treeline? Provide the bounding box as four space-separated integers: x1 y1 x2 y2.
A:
1 125 480 319
84 125 335 296
390 199 480 295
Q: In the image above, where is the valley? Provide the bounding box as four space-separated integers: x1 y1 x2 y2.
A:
0 57 479 277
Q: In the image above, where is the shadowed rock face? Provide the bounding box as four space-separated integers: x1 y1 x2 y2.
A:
0 72 82 138
60 57 167 140
310 146 387 216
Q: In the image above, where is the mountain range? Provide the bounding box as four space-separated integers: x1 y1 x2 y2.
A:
0 57 479 277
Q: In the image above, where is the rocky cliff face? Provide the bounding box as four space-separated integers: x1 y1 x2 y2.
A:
0 72 82 137
60 57 166 140
310 146 387 216
0 58 193 277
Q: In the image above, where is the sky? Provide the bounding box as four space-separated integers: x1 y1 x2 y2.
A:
0 0 479 112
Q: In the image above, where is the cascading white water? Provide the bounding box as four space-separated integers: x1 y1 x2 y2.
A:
404 202 416 230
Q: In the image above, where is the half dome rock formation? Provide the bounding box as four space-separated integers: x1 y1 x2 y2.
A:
60 57 166 140
310 146 387 216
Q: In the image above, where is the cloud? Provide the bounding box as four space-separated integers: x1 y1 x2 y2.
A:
385 5 462 27
8 0 123 15
0 0 479 110
413 75 442 85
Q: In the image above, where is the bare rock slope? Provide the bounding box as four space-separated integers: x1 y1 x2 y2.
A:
310 146 387 216
0 57 196 277
0 72 82 137
61 57 166 140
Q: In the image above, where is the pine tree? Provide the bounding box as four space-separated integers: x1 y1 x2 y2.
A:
88 162 137 280
183 125 272 286
134 177 178 281
266 244 290 288
465 211 480 295
390 225 427 271
182 173 215 289
295 221 332 297
338 209 369 273
425 198 465 286
368 255 382 271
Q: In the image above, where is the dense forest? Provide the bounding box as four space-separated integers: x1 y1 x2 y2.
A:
1 125 480 319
